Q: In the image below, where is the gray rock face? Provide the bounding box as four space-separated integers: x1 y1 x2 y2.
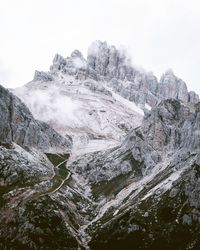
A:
83 79 112 96
33 70 54 82
158 69 189 102
126 99 199 170
71 49 84 59
0 144 54 187
51 53 66 71
87 41 130 80
50 50 87 79
188 90 199 103
0 85 71 152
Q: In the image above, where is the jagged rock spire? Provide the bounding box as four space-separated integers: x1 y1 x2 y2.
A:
43 41 199 105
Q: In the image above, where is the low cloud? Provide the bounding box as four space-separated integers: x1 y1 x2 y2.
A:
14 84 82 133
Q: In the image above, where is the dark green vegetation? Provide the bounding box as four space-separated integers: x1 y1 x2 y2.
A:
45 153 69 167
0 141 12 149
46 153 70 178
92 172 132 199
0 196 81 250
88 164 200 250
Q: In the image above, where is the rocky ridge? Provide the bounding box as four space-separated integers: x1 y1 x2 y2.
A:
49 40 199 107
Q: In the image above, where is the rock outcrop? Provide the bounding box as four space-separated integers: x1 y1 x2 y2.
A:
158 69 189 102
33 70 54 82
188 90 199 103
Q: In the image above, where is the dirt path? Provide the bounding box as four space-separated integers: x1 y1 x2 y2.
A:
31 158 71 200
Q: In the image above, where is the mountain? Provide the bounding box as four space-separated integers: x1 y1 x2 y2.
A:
0 41 199 250
13 41 199 156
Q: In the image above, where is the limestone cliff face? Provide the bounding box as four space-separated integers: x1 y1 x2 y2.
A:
188 90 200 103
158 69 189 102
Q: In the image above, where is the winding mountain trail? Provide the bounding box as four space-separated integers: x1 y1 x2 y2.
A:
4 155 71 208
33 158 71 199
31 152 74 198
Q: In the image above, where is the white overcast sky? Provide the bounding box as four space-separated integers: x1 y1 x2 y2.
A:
0 0 200 94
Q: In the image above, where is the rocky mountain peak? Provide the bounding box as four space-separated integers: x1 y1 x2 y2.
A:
159 69 189 102
50 53 67 72
87 40 133 80
162 68 175 76
188 90 199 103
53 53 66 65
70 49 84 59
87 40 110 58
33 70 54 82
